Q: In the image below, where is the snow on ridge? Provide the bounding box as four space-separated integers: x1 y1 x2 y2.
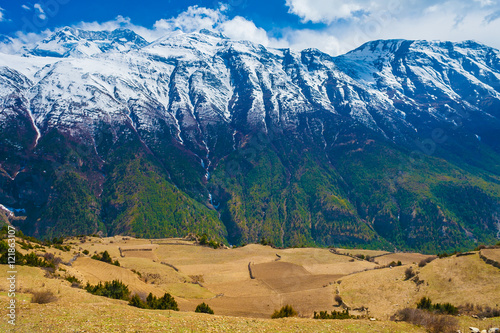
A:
0 30 500 149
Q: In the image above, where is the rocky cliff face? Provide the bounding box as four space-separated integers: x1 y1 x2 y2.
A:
1 28 499 252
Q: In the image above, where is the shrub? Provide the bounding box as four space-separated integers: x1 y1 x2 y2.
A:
418 257 436 267
85 280 130 300
43 253 62 267
313 309 355 319
101 251 112 263
82 249 89 255
416 297 458 315
129 294 147 308
334 294 343 306
208 239 219 249
65 275 81 285
477 305 500 318
404 267 416 280
19 240 34 250
24 252 52 267
271 305 297 319
146 292 179 310
417 297 433 310
388 261 402 267
148 292 178 310
391 308 458 333
433 303 458 316
31 290 57 304
195 302 214 314
53 244 71 252
129 292 179 310
91 251 120 266
199 234 208 245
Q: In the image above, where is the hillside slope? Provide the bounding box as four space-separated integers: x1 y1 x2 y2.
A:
1 29 500 251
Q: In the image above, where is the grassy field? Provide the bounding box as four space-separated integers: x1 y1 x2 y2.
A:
482 248 500 263
373 253 437 266
0 236 499 332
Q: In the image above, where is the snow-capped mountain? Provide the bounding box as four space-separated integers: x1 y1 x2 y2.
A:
3 29 500 152
28 27 148 58
1 28 499 251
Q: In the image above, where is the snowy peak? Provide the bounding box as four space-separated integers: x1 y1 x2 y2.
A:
0 30 499 153
342 39 500 71
336 39 500 105
199 28 228 39
28 27 149 58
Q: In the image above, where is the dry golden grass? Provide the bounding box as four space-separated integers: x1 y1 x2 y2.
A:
374 253 437 266
335 248 390 257
252 261 340 293
418 253 500 307
481 248 500 263
339 253 500 320
1 236 498 332
0 288 427 333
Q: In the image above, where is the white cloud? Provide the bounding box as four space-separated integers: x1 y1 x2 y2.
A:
74 6 273 47
3 3 500 57
22 5 31 11
153 6 225 33
0 29 52 54
285 0 388 23
285 0 499 23
0 7 5 22
283 0 500 54
73 7 227 42
220 16 270 45
34 3 46 20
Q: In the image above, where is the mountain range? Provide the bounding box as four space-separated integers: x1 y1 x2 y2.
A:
1 27 500 253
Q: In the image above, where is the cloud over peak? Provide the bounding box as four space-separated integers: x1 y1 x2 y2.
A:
2 2 500 57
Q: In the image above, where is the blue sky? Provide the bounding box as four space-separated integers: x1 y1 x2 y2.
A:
0 0 499 55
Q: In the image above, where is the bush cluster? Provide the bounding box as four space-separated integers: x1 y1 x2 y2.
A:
198 234 221 249
195 302 214 314
85 280 130 300
91 250 120 266
271 305 297 319
391 308 458 333
313 309 356 320
418 257 436 267
459 303 500 318
354 254 372 261
65 275 82 287
129 292 179 310
388 260 402 267
404 267 416 280
0 241 55 268
416 297 458 315
53 244 71 252
31 290 58 304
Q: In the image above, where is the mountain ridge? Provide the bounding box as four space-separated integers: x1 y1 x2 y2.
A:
1 28 499 252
